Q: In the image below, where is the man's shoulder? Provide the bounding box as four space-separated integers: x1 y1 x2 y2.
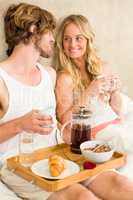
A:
45 66 56 75
0 77 8 95
43 66 56 88
44 66 56 80
37 63 56 79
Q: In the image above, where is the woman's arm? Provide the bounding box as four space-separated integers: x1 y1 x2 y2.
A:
100 65 122 116
110 91 122 116
56 68 122 124
107 74 122 116
55 72 108 124
55 73 74 124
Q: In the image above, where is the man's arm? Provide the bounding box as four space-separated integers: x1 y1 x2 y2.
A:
0 77 54 143
0 78 8 118
0 109 54 143
0 78 22 142
0 118 22 143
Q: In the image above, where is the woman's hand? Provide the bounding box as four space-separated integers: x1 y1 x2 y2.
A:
19 110 54 135
87 75 121 97
107 75 121 92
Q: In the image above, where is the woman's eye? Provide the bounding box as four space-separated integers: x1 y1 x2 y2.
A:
63 36 84 42
76 36 83 41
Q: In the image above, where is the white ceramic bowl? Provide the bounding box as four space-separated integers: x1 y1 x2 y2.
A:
80 140 114 163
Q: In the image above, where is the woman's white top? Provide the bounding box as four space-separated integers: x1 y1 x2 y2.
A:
0 63 57 159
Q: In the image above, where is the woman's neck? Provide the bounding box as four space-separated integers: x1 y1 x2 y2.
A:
73 57 86 71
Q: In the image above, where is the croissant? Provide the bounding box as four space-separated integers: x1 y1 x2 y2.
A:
48 155 65 177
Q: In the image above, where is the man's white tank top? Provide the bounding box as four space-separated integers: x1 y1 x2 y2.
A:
0 63 57 158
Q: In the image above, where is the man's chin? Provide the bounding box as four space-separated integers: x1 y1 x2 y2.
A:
40 51 53 58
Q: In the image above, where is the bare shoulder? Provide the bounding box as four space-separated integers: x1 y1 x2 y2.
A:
0 77 6 91
0 78 5 105
0 77 8 117
56 72 73 87
45 66 56 87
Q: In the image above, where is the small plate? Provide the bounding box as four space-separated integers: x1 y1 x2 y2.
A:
31 159 80 180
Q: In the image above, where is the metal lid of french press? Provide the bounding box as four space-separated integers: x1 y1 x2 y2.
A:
72 106 92 119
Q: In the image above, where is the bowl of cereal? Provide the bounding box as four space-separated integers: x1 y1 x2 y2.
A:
80 140 114 163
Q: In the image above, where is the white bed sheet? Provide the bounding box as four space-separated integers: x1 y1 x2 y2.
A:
118 153 133 181
0 180 22 200
96 93 133 181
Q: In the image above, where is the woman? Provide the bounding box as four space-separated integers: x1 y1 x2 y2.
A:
54 14 133 200
55 14 122 142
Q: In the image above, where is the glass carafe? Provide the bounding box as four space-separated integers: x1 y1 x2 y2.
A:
61 106 92 154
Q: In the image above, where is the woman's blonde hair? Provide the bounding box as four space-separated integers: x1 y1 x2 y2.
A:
54 14 102 90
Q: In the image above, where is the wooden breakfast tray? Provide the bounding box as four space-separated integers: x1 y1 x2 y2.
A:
7 143 127 192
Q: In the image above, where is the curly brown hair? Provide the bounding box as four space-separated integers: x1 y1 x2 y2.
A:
4 3 56 56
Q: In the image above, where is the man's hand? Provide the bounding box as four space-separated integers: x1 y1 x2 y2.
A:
19 110 54 135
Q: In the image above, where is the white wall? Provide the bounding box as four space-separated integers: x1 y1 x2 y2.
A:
0 0 133 98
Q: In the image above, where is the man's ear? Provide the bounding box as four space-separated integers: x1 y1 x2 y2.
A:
29 25 37 33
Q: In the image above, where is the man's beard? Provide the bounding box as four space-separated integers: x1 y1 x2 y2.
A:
34 41 53 58
40 48 52 58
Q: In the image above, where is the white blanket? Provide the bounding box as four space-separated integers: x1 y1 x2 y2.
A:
0 181 21 200
96 93 133 181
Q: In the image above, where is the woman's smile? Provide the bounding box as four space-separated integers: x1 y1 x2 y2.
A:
63 23 87 59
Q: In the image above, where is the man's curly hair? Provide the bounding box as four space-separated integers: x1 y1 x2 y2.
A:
4 3 56 56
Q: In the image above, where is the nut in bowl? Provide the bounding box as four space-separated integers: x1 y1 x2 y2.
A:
80 140 114 163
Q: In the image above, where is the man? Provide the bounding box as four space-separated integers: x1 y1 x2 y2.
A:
0 3 56 151
0 3 101 200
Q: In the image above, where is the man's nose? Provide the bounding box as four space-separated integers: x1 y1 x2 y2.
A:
50 33 55 43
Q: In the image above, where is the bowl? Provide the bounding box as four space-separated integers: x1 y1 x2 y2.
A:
80 140 114 163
